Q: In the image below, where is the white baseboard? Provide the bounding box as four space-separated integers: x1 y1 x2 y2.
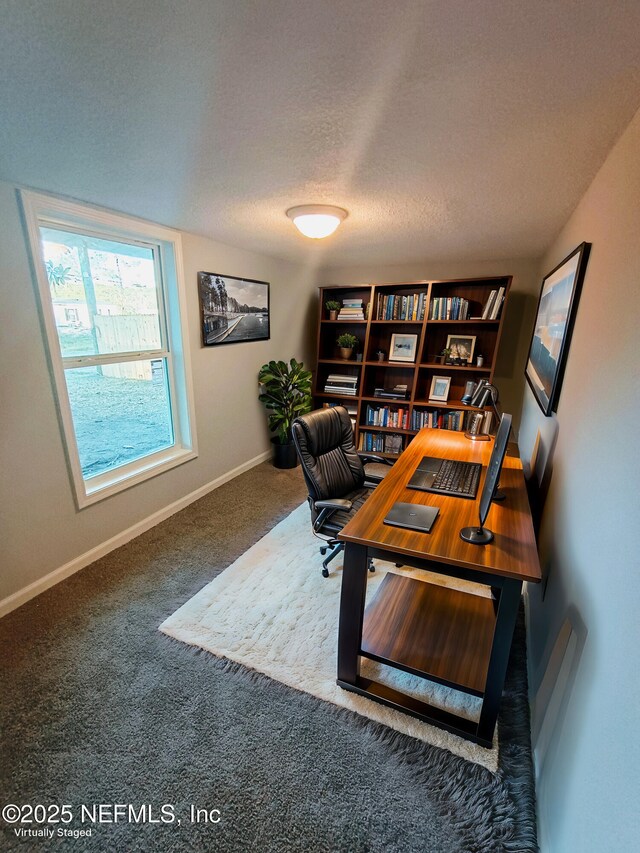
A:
0 450 272 619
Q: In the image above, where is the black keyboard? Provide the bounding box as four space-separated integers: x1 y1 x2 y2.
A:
431 459 481 498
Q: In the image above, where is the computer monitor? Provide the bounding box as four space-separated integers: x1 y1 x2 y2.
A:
460 412 513 545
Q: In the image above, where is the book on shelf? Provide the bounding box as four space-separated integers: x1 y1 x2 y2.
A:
489 286 505 320
410 408 475 432
375 292 426 321
481 287 505 320
324 373 358 395
466 410 493 436
358 431 404 455
337 298 365 320
365 404 409 429
323 401 357 428
429 296 469 320
373 383 408 400
326 373 358 383
324 386 357 395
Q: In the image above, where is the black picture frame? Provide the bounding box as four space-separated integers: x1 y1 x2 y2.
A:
198 271 270 347
525 242 591 416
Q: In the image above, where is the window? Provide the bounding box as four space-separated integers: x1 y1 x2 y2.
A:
21 191 197 507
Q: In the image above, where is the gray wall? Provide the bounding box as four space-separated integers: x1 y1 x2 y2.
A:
0 181 318 607
518 108 640 852
320 258 542 433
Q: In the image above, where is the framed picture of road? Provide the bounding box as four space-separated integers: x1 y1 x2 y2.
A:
198 271 270 346
525 242 591 415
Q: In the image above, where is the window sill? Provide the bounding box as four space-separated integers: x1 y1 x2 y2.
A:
78 446 197 508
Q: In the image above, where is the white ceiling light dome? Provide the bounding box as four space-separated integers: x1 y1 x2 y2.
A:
286 205 348 239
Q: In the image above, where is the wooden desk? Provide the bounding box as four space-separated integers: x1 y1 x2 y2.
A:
337 428 541 747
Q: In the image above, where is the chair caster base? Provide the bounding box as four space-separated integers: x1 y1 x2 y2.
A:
321 568 329 578
320 547 328 555
368 560 375 573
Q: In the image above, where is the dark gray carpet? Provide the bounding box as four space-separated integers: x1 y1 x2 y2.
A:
0 463 537 852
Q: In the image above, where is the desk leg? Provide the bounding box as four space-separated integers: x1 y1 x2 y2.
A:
477 578 522 744
337 542 369 685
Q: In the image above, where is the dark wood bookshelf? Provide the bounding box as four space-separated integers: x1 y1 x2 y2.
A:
314 276 512 454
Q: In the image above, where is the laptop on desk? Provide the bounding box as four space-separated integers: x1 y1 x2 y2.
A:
407 455 482 499
383 502 439 533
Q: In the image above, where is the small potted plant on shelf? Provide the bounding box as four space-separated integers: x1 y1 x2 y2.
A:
325 300 341 320
439 346 452 364
258 358 312 469
337 332 358 360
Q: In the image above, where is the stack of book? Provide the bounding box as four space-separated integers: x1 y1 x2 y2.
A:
337 298 365 320
429 296 469 320
375 292 426 321
481 286 506 320
365 405 409 429
373 384 408 399
324 374 358 395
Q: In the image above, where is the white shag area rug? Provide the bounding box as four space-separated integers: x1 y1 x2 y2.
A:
160 503 498 771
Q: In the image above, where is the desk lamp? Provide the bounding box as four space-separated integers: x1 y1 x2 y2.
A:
460 380 502 441
461 380 507 500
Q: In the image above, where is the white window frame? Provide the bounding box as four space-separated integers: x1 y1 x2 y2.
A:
21 190 198 508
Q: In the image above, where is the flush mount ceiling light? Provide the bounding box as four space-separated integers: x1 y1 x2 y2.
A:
286 205 348 239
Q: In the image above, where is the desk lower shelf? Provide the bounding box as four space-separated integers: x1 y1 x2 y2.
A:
360 573 496 695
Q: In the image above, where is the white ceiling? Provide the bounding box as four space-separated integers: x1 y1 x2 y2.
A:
1 1 639 266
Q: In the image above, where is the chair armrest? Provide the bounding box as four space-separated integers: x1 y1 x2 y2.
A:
314 498 353 511
313 498 353 534
358 452 393 467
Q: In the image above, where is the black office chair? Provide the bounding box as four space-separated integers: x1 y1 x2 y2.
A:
291 406 393 577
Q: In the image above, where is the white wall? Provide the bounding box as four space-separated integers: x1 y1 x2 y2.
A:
518 108 640 852
0 181 318 610
320 258 541 432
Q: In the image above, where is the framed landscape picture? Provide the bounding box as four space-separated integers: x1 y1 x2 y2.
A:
525 242 591 415
198 271 270 346
389 333 418 362
428 375 452 402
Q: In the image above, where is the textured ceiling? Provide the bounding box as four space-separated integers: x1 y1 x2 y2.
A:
1 1 639 265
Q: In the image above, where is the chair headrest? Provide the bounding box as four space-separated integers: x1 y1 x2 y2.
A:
293 406 352 456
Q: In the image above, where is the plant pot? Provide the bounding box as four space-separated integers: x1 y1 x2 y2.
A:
339 347 354 360
271 438 298 469
329 310 338 321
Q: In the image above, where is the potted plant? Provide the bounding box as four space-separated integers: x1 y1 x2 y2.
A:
258 358 312 468
440 346 452 364
337 332 358 360
325 300 341 321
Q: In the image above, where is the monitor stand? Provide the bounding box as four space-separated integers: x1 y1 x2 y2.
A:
460 525 494 545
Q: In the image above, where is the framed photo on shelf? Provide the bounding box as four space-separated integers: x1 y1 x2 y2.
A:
428 375 452 402
445 334 476 364
389 333 418 362
525 242 591 416
198 271 270 347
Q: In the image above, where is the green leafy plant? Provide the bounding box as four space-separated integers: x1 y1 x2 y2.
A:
336 333 358 349
325 300 341 311
258 358 312 445
45 260 71 293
